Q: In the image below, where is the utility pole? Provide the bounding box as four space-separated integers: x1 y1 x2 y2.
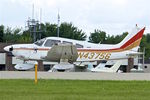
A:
57 11 60 37
27 18 39 42
143 47 145 68
39 8 42 39
26 4 40 42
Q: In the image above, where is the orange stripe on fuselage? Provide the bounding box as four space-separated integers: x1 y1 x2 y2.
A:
77 27 145 52
13 38 141 53
120 27 145 49
77 37 142 52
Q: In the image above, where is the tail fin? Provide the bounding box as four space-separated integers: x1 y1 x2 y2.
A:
117 26 145 51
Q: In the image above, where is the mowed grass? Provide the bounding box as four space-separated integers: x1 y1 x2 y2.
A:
0 80 150 100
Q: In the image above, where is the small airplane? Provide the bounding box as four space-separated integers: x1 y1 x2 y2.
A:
4 25 145 72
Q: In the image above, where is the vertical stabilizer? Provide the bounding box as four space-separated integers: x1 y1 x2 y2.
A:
116 26 145 51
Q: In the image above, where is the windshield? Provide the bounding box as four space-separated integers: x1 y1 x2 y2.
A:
34 38 46 46
44 39 61 47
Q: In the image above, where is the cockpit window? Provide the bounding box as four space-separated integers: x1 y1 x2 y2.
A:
76 43 83 48
34 38 46 46
44 39 61 47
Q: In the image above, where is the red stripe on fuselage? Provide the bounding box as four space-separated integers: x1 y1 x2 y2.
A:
77 27 145 52
120 27 145 49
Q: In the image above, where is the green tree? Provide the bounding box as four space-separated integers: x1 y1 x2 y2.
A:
3 27 22 43
146 33 150 43
59 22 86 40
101 32 128 44
104 35 116 44
17 30 33 43
0 25 4 42
89 29 106 43
43 23 57 37
140 34 150 59
37 22 87 40
114 32 128 44
17 35 32 43
3 27 13 42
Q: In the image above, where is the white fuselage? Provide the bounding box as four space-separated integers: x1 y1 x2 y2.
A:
6 37 135 62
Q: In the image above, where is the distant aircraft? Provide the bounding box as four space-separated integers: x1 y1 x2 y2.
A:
4 26 145 72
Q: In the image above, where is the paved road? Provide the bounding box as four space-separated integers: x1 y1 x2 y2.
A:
1 71 150 80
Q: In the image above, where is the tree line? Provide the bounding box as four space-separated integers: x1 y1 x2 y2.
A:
0 22 150 59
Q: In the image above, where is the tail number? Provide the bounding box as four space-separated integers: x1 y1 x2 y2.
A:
78 52 111 60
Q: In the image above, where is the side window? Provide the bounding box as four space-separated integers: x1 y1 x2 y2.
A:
62 41 73 44
76 43 83 48
44 39 61 47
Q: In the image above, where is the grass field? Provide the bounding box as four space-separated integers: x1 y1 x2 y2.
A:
0 79 150 100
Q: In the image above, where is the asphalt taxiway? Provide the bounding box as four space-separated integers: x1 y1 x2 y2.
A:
1 71 150 80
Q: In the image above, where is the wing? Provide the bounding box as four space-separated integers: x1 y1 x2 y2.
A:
45 44 78 63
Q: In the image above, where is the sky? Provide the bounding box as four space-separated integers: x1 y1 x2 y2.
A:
0 0 150 37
